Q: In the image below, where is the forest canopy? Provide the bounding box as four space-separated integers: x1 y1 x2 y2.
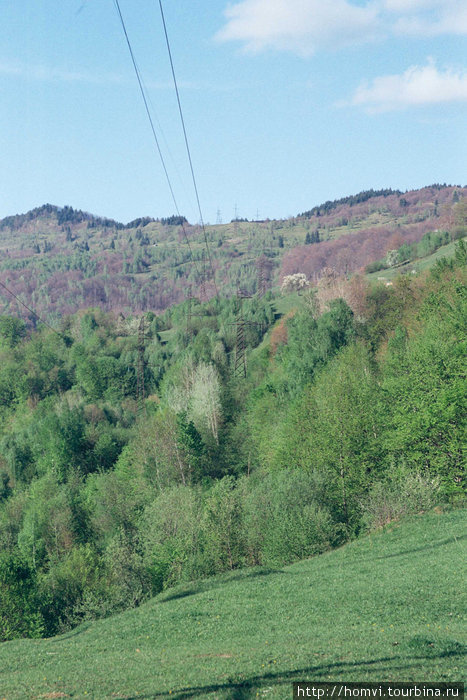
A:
0 243 465 642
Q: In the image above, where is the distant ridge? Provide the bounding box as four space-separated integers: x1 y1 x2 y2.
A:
0 184 464 321
297 184 464 218
298 187 403 218
0 203 156 232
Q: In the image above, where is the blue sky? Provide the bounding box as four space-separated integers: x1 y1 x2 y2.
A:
0 0 465 224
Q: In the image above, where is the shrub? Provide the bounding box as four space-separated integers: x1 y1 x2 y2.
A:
243 470 336 566
139 485 202 592
0 553 45 641
101 530 149 610
200 477 246 574
39 544 100 634
362 468 441 531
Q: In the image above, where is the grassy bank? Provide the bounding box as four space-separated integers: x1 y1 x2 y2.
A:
1 509 465 699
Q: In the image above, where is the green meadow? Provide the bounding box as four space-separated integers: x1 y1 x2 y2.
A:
366 237 467 282
1 509 465 700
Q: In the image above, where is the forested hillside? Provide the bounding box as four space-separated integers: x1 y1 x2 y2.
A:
0 240 465 642
0 185 465 322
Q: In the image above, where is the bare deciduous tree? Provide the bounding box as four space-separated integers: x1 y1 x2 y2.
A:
190 363 222 445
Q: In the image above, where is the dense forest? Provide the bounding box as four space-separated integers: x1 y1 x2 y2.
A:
297 187 403 218
0 240 465 642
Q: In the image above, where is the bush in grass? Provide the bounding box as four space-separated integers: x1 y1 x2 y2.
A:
362 467 441 531
102 529 150 610
199 476 247 575
243 470 336 566
39 544 101 634
0 552 45 641
141 479 248 589
139 485 202 592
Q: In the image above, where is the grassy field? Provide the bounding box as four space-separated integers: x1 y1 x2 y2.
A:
366 237 466 282
1 509 465 699
271 291 305 317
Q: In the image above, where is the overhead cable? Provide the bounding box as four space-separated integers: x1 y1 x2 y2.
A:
158 0 219 297
0 279 63 337
112 0 201 279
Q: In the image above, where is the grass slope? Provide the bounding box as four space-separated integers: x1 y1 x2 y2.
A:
366 237 467 282
1 510 465 699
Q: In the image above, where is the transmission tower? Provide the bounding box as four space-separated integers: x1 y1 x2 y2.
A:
256 254 273 298
186 286 193 337
186 284 205 339
136 316 147 414
257 257 267 298
231 290 261 379
234 291 248 378
216 208 223 225
199 250 207 302
233 203 239 236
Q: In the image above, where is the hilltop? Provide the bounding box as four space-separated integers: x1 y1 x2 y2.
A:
1 509 465 699
0 184 465 321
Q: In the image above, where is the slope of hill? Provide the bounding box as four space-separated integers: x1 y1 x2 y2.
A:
366 236 467 282
281 185 465 281
0 185 464 322
1 509 465 699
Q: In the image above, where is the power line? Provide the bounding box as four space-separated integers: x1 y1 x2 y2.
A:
158 0 219 297
0 279 62 337
139 70 196 213
113 0 176 209
112 0 201 281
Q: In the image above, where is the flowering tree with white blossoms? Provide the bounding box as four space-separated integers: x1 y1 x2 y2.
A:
280 273 310 294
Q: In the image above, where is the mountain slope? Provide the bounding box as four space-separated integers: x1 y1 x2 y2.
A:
0 185 464 322
281 185 465 281
1 509 465 699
